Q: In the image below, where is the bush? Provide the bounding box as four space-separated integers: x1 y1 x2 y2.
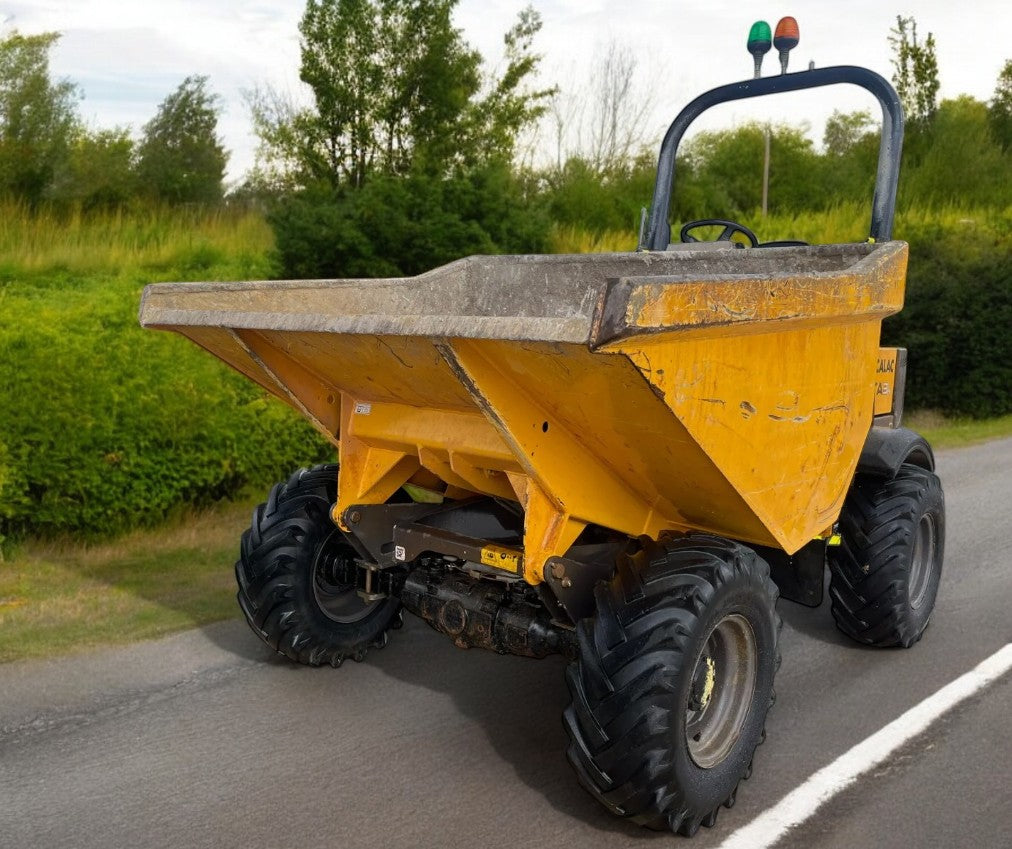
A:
883 216 1012 418
269 162 550 279
0 264 330 541
543 155 657 235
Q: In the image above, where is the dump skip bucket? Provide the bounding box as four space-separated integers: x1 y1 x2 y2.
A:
140 241 907 581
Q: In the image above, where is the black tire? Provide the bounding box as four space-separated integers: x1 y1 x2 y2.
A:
828 463 945 648
563 535 780 836
235 464 402 667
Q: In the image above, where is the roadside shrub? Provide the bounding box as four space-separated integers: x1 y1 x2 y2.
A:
269 162 550 279
0 266 330 540
543 156 655 235
0 437 9 550
883 216 1012 418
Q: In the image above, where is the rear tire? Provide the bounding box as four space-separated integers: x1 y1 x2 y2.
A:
235 464 401 666
563 535 780 836
829 463 945 648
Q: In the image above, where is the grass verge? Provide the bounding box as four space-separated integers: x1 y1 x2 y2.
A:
904 411 1012 449
0 499 254 664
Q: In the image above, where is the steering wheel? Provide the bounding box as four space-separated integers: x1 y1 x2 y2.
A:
680 218 759 248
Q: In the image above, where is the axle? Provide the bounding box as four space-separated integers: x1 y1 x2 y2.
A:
399 565 576 660
320 549 576 660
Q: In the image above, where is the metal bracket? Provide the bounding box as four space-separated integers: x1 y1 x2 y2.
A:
356 561 389 602
393 523 524 580
542 542 625 623
339 496 526 582
751 540 826 607
340 502 447 565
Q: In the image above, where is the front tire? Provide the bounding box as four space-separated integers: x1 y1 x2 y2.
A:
236 464 401 666
829 463 945 648
563 535 780 836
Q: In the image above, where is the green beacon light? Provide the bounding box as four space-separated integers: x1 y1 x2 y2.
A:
747 20 772 79
774 16 800 74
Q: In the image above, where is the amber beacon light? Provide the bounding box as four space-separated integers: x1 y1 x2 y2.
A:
774 16 800 74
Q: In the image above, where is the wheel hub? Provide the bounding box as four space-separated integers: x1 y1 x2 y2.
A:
688 656 717 712
686 613 758 769
312 533 384 624
907 512 936 610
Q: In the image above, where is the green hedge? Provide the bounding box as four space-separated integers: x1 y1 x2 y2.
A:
270 164 550 279
883 217 1012 418
0 266 330 542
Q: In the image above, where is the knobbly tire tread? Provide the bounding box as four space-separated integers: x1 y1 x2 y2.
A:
235 464 401 666
562 534 781 836
828 463 945 648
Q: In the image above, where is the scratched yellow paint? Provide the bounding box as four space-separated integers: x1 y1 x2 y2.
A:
613 321 881 552
621 245 906 339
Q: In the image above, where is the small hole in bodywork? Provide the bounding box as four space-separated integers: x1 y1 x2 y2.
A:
542 421 549 432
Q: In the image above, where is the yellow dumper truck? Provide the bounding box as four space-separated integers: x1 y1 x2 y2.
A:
140 52 944 837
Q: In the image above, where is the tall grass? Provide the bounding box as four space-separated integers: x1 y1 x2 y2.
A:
0 200 274 277
10 200 1006 274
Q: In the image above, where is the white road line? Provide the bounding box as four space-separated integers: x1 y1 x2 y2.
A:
718 642 1012 849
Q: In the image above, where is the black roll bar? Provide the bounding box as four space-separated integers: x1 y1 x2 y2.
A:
643 65 904 250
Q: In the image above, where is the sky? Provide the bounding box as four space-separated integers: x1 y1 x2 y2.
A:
3 1 1010 184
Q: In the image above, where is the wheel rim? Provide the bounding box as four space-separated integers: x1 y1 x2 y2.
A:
686 613 758 769
908 512 936 610
312 534 383 624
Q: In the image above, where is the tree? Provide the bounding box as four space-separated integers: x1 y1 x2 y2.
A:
819 110 879 203
470 6 556 168
251 0 551 190
544 39 654 178
136 75 227 204
0 30 80 204
254 0 553 279
989 59 1012 151
62 127 136 209
680 123 819 217
823 110 874 157
888 16 939 125
903 96 1009 206
585 41 653 175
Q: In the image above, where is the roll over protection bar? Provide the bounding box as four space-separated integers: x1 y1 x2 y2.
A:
643 65 905 250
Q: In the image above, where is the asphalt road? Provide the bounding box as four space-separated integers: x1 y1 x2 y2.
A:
2 438 1010 849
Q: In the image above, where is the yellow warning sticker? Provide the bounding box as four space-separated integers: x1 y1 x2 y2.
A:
480 544 522 574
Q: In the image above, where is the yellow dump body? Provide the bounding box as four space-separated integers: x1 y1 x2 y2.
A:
139 242 907 584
